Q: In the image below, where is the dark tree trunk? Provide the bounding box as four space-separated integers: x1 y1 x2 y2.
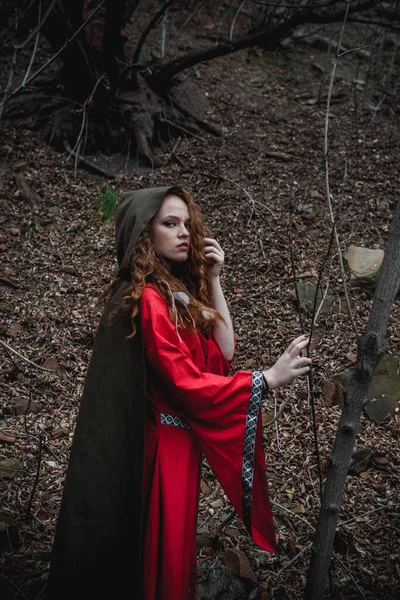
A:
304 200 400 599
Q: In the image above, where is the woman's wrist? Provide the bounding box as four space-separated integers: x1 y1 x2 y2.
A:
262 369 276 390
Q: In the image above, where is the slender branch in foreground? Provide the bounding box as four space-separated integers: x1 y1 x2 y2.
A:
305 199 400 598
323 0 359 339
9 1 105 99
0 340 56 372
132 0 174 64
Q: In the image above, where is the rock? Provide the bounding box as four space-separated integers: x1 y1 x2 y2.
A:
9 227 21 236
323 379 344 409
295 203 313 213
348 448 373 475
0 457 21 478
334 354 400 422
197 565 252 600
345 245 384 288
48 206 60 214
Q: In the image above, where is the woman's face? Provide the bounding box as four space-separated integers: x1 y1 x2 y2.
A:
151 195 191 263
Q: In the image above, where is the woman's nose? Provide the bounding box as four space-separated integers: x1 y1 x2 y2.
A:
178 224 189 237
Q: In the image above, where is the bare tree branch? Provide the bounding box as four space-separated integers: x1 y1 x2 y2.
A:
132 0 174 64
304 199 400 598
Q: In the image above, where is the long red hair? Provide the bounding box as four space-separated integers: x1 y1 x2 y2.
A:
110 186 223 337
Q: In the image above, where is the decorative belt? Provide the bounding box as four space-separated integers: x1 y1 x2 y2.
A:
160 413 191 430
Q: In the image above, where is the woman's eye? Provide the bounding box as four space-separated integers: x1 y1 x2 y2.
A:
163 221 175 227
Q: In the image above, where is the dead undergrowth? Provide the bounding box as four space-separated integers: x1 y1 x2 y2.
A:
1 23 399 600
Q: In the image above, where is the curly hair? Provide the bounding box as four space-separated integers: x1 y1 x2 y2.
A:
109 186 223 337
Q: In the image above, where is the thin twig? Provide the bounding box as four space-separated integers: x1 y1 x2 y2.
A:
164 1 204 59
333 552 368 600
0 340 56 372
63 141 116 179
0 48 17 119
263 382 295 427
161 136 183 168
21 0 42 86
275 542 313 577
25 435 43 521
323 0 359 339
230 0 248 41
271 500 316 532
13 0 58 50
10 1 105 98
338 504 394 527
0 572 29 600
158 117 203 140
132 0 174 64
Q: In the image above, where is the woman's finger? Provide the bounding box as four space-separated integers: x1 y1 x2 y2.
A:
295 365 311 376
204 237 222 252
288 337 309 355
205 251 222 263
204 246 223 257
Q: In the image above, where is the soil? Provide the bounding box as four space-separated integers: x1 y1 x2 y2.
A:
0 6 399 600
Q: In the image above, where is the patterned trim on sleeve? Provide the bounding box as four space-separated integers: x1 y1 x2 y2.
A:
160 413 191 430
242 371 264 533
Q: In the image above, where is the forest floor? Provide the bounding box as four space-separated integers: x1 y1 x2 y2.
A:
1 12 400 600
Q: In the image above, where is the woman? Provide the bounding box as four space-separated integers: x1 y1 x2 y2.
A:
46 186 311 600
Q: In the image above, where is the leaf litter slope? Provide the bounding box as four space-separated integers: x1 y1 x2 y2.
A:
0 35 399 600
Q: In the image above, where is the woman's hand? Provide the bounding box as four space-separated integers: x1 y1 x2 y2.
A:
263 334 312 390
204 237 224 278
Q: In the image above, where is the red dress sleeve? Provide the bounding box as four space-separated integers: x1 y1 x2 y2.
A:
141 285 276 552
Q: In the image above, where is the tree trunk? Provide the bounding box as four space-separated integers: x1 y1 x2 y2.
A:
304 200 400 599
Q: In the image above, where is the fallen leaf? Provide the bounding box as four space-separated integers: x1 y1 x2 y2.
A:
225 528 240 539
262 410 275 426
200 480 209 496
43 357 59 371
245 358 256 368
7 322 22 337
210 498 223 508
346 352 357 364
0 431 16 444
0 458 20 479
265 150 293 162
374 456 390 466
51 427 70 439
223 548 257 583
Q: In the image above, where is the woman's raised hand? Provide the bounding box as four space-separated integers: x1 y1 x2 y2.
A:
204 238 224 278
263 334 312 390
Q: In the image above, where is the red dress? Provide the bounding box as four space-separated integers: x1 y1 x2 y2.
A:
141 284 276 600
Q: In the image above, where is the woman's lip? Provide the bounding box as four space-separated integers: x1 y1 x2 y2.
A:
177 244 189 249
